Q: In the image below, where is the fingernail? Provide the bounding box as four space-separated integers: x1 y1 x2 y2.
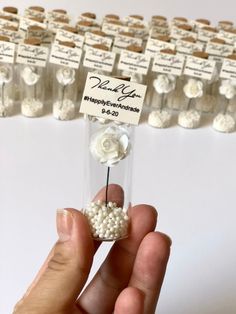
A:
56 209 73 242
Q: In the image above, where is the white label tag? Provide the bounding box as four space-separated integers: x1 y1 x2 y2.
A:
0 41 15 63
16 43 49 67
208 55 224 63
176 39 204 55
27 28 46 41
145 38 175 57
55 29 84 48
152 53 185 75
118 51 150 75
217 30 236 45
24 8 45 19
48 20 68 33
102 22 129 36
218 22 234 31
0 17 18 28
151 19 169 28
128 25 148 38
80 73 147 125
220 58 236 80
150 26 170 37
47 11 70 21
123 16 144 25
84 32 113 50
77 24 95 33
184 56 216 80
19 17 46 32
190 20 204 29
198 29 218 42
49 43 82 69
77 15 96 23
0 29 25 44
83 47 116 72
171 26 197 40
113 34 142 53
206 42 234 57
171 19 189 27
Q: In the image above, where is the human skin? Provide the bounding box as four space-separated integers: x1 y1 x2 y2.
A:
13 185 171 314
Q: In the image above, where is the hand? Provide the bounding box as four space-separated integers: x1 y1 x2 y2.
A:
14 185 171 314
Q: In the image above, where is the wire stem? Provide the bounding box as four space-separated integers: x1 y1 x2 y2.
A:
105 167 110 207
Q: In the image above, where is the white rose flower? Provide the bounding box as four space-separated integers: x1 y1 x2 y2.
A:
0 65 13 85
153 74 176 94
56 67 76 86
21 66 40 86
183 78 204 98
90 126 131 167
219 80 236 99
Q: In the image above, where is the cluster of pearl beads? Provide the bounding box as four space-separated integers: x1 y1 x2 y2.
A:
84 200 129 241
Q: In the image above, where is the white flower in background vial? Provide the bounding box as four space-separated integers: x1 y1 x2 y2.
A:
153 74 176 94
21 66 40 85
183 78 204 98
56 67 76 86
0 65 13 85
90 126 131 167
219 80 236 99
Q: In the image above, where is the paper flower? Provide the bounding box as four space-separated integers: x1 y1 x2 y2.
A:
153 74 176 94
90 126 131 167
0 65 13 85
183 78 204 98
56 67 76 86
219 80 236 99
21 66 40 86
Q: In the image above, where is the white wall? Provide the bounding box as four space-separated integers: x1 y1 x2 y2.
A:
1 0 236 24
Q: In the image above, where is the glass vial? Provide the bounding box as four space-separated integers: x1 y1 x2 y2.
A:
52 42 78 120
178 52 211 129
147 48 178 110
83 119 133 241
213 78 236 133
20 38 45 117
0 36 14 117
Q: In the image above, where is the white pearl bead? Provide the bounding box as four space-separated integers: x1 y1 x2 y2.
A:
84 200 130 240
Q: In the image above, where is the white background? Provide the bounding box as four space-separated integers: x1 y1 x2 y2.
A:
1 1 236 314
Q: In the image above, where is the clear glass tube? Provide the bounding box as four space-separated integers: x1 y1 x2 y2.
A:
83 119 134 241
0 63 14 117
178 76 204 129
213 80 236 133
20 65 45 117
52 65 78 120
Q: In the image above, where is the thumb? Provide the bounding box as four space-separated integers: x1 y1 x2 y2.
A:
14 209 94 314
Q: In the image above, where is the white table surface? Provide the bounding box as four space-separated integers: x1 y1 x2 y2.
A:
0 112 236 314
